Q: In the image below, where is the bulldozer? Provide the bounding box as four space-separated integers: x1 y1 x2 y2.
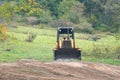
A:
53 27 82 60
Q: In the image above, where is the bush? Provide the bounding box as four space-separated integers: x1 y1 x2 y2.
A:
25 17 39 25
0 18 6 23
49 19 73 27
96 24 118 33
37 12 53 24
90 43 116 58
74 22 94 33
115 45 120 59
114 29 120 41
25 32 37 42
89 34 101 41
96 24 108 32
0 23 7 41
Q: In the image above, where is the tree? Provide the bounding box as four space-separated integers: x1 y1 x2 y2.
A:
38 0 62 17
0 23 7 41
14 0 42 17
57 0 93 33
0 2 14 23
0 2 14 41
14 0 53 24
79 0 120 32
58 0 84 24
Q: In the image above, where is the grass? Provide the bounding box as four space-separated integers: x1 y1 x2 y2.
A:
0 26 120 65
83 57 120 66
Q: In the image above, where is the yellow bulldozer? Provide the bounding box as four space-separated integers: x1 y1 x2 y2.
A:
53 27 82 60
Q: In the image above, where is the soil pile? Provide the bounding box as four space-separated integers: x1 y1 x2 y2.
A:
0 59 120 80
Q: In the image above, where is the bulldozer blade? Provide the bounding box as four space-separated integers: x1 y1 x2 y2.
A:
54 48 81 60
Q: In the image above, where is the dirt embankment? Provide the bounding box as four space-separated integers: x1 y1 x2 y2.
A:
0 59 120 80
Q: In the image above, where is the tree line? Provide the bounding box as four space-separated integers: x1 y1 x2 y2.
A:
0 0 120 33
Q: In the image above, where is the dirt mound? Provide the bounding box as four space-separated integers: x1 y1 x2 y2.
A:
0 59 120 80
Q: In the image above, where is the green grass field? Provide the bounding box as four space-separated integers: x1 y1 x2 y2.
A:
0 26 120 65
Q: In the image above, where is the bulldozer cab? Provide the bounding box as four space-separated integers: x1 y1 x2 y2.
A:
57 27 74 41
57 27 75 48
53 27 81 60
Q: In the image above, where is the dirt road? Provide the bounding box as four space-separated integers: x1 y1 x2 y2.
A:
0 59 120 80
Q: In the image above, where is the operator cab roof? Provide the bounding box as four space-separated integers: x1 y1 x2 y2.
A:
57 27 74 34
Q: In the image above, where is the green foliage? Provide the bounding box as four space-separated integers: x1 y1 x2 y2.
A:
74 22 93 33
49 19 73 27
115 45 120 58
25 32 37 42
14 0 53 24
38 0 61 17
1 0 120 32
80 0 120 32
37 11 53 24
14 0 42 17
57 0 93 33
0 2 14 23
0 23 7 41
58 0 84 24
25 16 39 25
114 29 120 41
83 57 120 66
91 43 115 58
